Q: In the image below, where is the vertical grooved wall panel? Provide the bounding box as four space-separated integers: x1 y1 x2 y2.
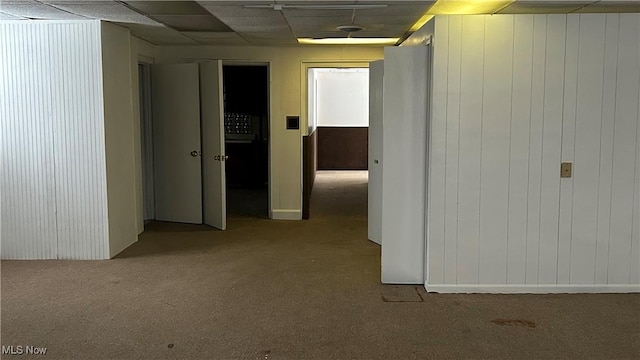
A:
0 21 108 260
425 14 640 288
1 24 57 259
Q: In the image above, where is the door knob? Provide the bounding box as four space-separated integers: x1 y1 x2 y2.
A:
190 150 200 157
214 155 220 161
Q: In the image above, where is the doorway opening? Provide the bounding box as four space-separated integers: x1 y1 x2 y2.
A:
303 66 370 219
139 63 154 224
138 61 271 231
222 65 270 219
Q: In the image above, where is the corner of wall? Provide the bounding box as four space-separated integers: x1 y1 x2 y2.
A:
101 22 139 258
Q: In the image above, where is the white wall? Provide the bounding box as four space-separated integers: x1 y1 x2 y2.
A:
0 21 109 259
156 46 383 219
420 14 639 292
316 68 369 127
381 46 429 284
308 68 318 134
101 22 138 257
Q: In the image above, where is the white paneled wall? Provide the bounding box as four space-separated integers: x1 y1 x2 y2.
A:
0 23 58 259
425 14 639 292
49 22 109 260
1 20 137 260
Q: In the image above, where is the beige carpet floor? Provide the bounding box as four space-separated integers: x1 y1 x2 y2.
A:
1 171 639 359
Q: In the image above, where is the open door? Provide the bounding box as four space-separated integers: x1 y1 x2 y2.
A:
368 60 384 245
151 63 203 224
381 46 430 284
200 61 227 230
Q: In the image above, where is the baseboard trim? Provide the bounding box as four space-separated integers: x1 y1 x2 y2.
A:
425 283 640 294
271 209 302 220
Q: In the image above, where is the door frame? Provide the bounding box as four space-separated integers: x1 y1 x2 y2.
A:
299 61 373 216
185 58 273 219
138 61 154 223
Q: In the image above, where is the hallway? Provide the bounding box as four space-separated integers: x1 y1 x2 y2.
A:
1 172 639 359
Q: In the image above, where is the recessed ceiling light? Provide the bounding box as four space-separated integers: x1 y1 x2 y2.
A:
298 37 399 45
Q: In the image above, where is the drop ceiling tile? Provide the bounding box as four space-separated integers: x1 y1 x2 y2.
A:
198 4 276 18
240 31 296 40
577 1 640 12
182 31 250 45
245 38 299 46
357 4 434 17
221 15 288 27
227 23 291 32
355 15 422 26
293 30 350 38
0 2 87 19
0 11 25 19
116 22 197 45
1 0 39 4
152 15 231 32
43 1 113 4
282 0 358 4
285 16 353 26
282 9 355 17
45 2 160 25
498 1 592 13
125 1 210 15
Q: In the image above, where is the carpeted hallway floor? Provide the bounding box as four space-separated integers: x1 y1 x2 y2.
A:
1 171 639 360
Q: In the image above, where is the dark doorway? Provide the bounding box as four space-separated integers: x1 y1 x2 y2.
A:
222 65 269 218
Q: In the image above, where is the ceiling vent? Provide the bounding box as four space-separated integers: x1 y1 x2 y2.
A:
336 24 365 33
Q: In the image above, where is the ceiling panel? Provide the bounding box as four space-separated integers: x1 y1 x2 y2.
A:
354 15 422 26
286 15 353 26
125 1 209 16
577 1 640 12
282 9 355 17
44 2 160 25
182 31 250 45
221 15 287 27
151 14 231 32
0 11 25 19
245 38 299 46
0 2 87 19
293 30 348 38
498 1 592 13
225 23 291 33
116 22 197 45
198 4 275 18
356 4 434 17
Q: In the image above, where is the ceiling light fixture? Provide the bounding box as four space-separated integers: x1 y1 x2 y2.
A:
426 0 513 15
407 0 515 33
243 4 388 10
297 37 399 45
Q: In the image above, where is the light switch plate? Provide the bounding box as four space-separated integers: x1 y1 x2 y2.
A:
561 162 572 178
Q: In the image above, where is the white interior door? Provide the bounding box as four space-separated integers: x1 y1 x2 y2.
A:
151 63 203 224
381 46 430 284
368 60 384 245
200 61 227 230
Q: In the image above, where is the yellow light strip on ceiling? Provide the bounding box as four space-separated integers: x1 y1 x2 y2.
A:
409 14 435 32
426 0 514 15
297 38 400 45
408 0 515 32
